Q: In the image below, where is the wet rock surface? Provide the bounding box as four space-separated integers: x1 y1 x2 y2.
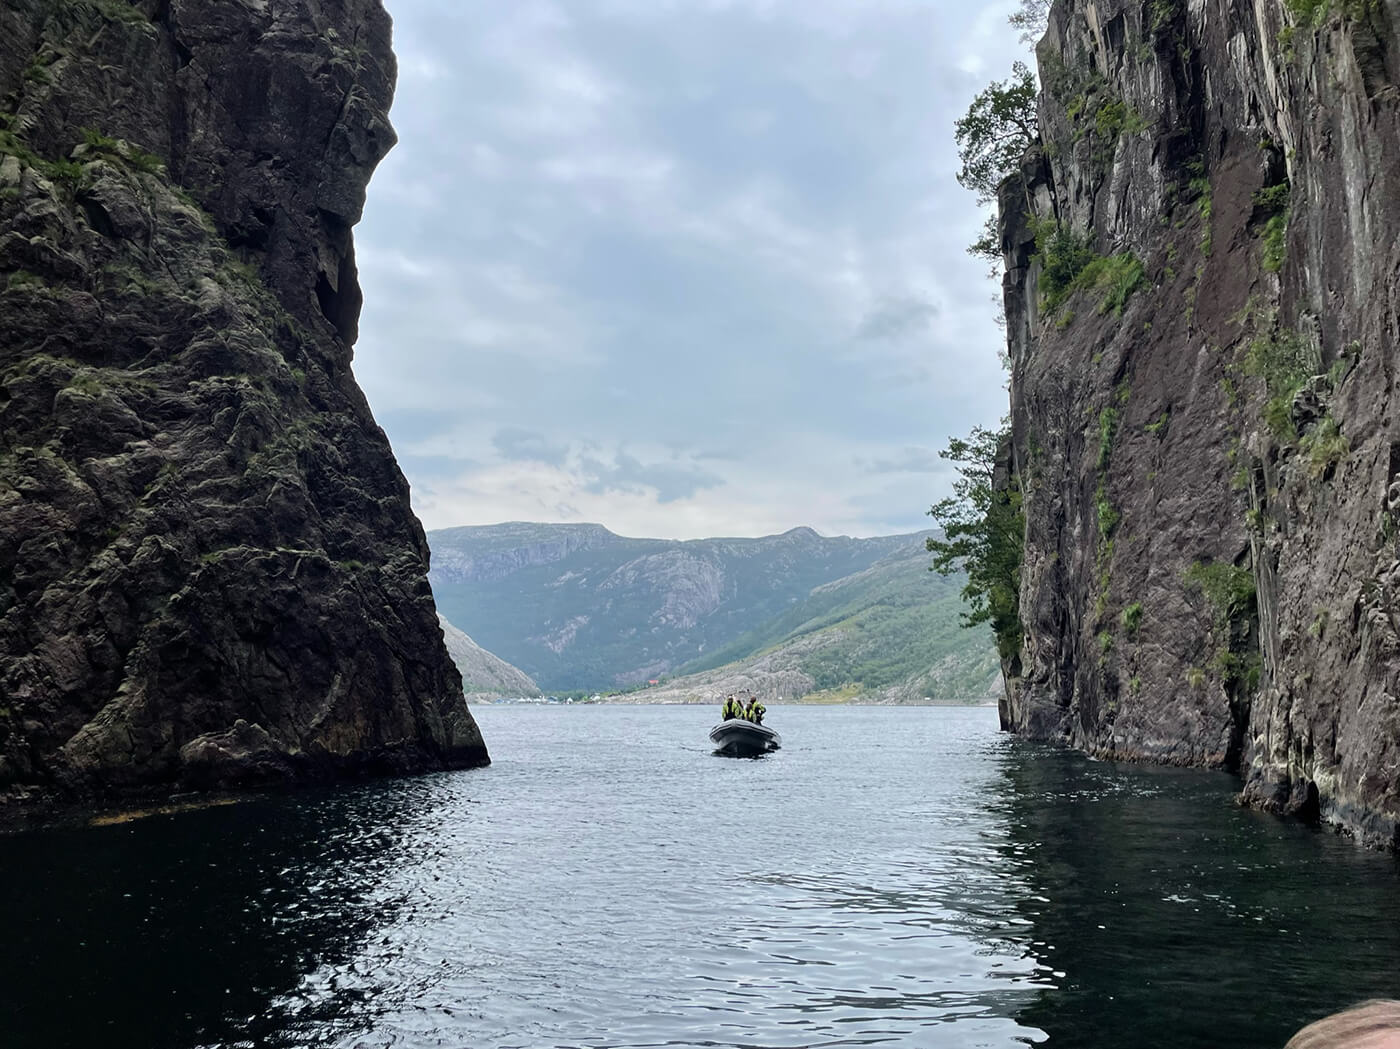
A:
0 0 487 804
1000 0 1400 845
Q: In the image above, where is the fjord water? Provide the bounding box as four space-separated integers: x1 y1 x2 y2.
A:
4 706 1400 1049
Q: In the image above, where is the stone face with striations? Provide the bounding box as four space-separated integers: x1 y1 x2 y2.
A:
0 0 487 801
998 0 1400 845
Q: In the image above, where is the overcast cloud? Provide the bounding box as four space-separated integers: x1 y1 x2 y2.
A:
353 0 1024 540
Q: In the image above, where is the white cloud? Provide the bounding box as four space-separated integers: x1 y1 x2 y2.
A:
354 0 1028 539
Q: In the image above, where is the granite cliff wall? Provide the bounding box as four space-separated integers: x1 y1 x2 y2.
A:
0 0 488 801
999 0 1400 845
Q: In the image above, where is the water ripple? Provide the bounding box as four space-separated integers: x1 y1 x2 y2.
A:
3 706 1400 1048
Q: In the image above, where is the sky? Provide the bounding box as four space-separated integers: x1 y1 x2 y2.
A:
352 0 1027 541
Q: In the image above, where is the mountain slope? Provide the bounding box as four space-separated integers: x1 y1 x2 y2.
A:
649 543 1001 703
428 523 953 690
437 615 540 699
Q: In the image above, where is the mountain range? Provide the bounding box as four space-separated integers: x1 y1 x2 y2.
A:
649 539 1001 703
427 523 998 701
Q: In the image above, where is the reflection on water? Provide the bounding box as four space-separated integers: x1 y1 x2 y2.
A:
1 706 1397 1049
994 746 1400 1049
0 778 437 1048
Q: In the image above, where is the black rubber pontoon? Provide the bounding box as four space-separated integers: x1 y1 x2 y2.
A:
709 718 781 757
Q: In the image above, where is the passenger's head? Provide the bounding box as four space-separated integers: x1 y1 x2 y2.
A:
1286 1001 1400 1049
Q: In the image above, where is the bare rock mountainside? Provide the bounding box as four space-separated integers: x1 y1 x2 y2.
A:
997 0 1400 844
436 615 540 701
0 0 488 803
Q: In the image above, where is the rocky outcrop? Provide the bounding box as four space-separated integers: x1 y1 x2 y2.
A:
0 0 488 802
641 624 1003 707
437 615 540 699
600 551 727 629
633 631 829 706
998 0 1400 844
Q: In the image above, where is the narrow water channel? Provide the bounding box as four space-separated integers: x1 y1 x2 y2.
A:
3 705 1397 1048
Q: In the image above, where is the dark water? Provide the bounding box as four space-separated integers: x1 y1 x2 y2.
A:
3 705 1399 1049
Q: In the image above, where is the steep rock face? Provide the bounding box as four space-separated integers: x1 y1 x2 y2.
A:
1000 0 1400 844
0 0 487 799
600 552 727 629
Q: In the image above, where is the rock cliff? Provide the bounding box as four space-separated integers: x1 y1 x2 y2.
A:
997 0 1400 844
0 0 488 801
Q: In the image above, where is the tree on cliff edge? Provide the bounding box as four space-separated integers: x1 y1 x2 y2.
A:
955 61 1038 204
956 62 1038 260
1009 0 1052 44
926 425 1024 664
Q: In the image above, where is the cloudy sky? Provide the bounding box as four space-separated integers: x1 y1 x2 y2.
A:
352 0 1026 540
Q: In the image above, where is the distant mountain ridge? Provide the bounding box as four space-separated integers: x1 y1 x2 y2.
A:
431 522 622 585
436 615 540 699
648 542 1002 704
427 522 994 695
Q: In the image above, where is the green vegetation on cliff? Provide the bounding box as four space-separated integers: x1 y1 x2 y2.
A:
954 62 1038 204
956 61 1038 260
1034 220 1146 317
926 426 1024 666
1245 327 1315 439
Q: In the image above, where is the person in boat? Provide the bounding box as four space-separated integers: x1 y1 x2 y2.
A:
749 697 766 725
722 694 740 720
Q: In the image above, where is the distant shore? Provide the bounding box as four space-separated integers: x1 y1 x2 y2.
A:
478 695 998 708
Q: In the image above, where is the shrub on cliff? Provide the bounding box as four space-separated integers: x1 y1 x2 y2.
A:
926 426 1024 665
1183 561 1261 691
1285 0 1380 26
1036 222 1095 301
1245 328 1314 439
1033 220 1146 317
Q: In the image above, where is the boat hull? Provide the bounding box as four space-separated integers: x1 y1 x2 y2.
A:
708 718 781 757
